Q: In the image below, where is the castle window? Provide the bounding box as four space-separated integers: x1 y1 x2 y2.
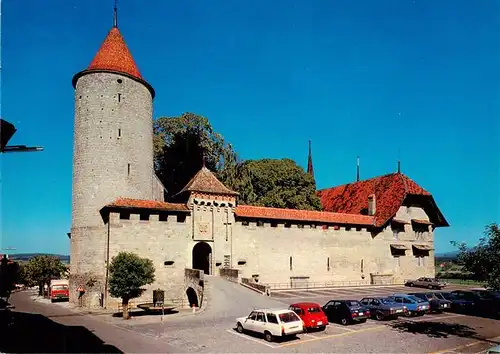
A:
119 212 130 220
237 260 246 266
159 214 168 222
139 213 149 221
289 256 293 271
327 257 330 271
117 79 123 84
177 214 186 223
118 93 121 102
118 129 121 138
127 163 131 176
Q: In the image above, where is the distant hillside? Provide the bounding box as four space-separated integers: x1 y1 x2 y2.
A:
435 251 459 260
6 253 70 264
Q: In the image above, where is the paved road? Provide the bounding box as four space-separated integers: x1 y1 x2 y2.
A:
111 279 500 353
4 280 500 353
2 291 182 353
270 283 485 305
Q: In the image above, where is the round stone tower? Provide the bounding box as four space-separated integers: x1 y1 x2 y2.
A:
69 23 155 307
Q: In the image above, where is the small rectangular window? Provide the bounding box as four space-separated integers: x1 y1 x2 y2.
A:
177 214 186 223
327 257 330 271
127 163 131 176
119 212 130 220
139 213 149 221
271 222 278 227
118 93 121 102
118 128 121 138
289 256 293 271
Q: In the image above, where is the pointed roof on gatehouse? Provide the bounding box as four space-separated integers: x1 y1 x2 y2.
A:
175 167 239 198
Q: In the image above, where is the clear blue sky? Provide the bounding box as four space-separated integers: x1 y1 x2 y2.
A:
2 0 499 255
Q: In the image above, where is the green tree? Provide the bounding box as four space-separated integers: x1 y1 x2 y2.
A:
154 112 239 197
0 256 20 300
108 252 155 320
236 158 322 210
23 256 67 296
452 223 500 290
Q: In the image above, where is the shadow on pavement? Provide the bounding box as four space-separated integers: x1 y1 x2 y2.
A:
0 310 123 353
112 309 179 318
388 320 477 339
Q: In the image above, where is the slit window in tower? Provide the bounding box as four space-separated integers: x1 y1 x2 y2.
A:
118 128 121 138
290 256 293 271
327 257 330 271
118 93 121 102
127 163 131 176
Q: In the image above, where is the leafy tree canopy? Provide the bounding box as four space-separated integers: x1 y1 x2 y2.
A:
23 255 67 296
452 223 500 290
235 158 322 210
154 112 239 197
153 113 321 210
108 252 155 319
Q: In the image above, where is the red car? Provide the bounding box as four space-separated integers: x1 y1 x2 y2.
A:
289 302 328 331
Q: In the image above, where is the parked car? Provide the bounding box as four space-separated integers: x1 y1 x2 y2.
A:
486 344 500 354
236 309 304 342
389 294 430 316
289 302 328 331
450 290 497 315
49 279 69 302
359 297 407 320
409 292 452 313
433 292 475 313
322 300 370 325
405 277 446 290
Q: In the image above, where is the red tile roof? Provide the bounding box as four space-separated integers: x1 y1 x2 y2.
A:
235 205 374 226
104 198 189 212
87 27 142 80
317 173 448 227
176 167 239 196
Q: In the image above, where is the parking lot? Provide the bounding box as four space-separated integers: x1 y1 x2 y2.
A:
118 282 500 353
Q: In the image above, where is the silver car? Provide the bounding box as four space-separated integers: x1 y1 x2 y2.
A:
405 277 446 290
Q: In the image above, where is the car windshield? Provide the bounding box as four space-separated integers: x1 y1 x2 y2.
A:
308 307 321 313
409 295 426 303
52 285 68 290
379 298 394 304
442 293 458 300
346 301 361 307
434 293 445 300
279 312 300 323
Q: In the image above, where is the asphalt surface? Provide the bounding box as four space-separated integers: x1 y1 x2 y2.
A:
3 279 500 353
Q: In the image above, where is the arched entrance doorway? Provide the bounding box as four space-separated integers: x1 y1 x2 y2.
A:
192 242 212 275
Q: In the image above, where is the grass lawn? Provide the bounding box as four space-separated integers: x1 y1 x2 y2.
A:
441 278 487 286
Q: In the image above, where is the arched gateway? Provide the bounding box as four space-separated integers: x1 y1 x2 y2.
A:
192 241 212 275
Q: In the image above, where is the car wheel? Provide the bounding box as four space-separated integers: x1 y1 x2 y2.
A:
236 322 244 333
428 285 433 289
319 325 326 331
408 283 414 287
341 318 349 326
404 311 412 317
376 312 384 321
264 331 273 342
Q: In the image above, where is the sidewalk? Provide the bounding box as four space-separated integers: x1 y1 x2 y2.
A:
30 292 200 326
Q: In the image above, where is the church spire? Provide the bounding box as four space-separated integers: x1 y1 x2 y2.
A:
307 140 314 177
113 0 118 28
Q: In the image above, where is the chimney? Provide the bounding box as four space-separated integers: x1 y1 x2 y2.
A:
368 194 376 216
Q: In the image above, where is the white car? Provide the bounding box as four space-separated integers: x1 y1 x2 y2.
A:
236 309 304 342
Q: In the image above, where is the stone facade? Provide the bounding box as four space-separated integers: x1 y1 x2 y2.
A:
69 23 446 310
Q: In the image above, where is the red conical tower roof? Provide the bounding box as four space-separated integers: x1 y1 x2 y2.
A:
72 26 155 98
88 27 142 80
